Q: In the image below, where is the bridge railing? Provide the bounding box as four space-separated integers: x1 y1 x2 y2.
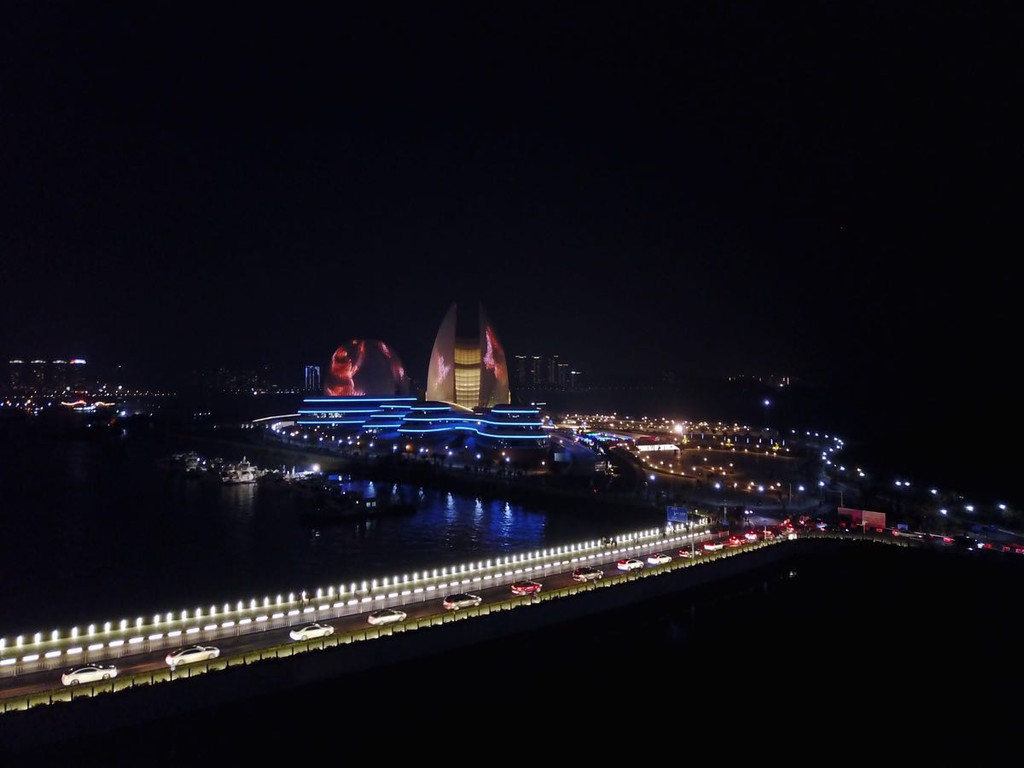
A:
0 523 721 679
1 533 753 713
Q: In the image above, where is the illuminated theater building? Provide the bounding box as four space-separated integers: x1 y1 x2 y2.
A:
426 301 510 409
395 401 472 437
291 398 550 457
473 404 549 448
395 402 549 449
280 307 549 461
295 396 418 430
321 339 411 398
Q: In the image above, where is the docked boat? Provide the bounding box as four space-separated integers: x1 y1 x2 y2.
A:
183 453 205 474
158 450 208 476
221 457 259 485
259 465 322 489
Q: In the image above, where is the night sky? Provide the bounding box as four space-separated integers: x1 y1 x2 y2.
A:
2 4 1016 418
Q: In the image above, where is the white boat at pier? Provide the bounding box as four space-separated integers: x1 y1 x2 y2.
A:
221 457 260 484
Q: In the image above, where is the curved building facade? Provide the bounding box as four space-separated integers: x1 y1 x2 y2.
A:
425 302 510 409
323 339 410 397
287 399 550 454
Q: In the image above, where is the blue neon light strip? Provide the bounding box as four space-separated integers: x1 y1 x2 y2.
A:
301 399 417 405
295 419 367 425
291 396 552 443
297 409 378 414
401 417 468 424
477 421 544 428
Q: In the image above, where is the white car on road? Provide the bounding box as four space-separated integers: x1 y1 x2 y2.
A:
367 608 408 626
165 645 220 670
572 566 604 582
61 664 118 686
442 593 482 610
289 622 335 641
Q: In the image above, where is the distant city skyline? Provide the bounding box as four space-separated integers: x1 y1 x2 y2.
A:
3 350 796 402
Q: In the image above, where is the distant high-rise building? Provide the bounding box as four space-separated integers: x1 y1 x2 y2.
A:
426 301 510 409
547 355 561 387
556 361 570 389
188 365 273 394
513 354 528 389
6 359 25 393
304 365 321 392
29 360 47 392
509 353 575 391
530 355 542 387
50 360 69 392
68 359 87 390
5 358 88 394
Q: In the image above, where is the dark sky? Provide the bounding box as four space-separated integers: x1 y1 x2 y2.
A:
1 2 1016 403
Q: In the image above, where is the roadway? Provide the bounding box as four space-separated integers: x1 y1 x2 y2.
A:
0 524 732 704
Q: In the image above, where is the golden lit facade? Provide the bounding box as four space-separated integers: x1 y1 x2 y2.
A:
426 301 510 409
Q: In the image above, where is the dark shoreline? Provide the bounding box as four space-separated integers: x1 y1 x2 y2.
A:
165 426 677 517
